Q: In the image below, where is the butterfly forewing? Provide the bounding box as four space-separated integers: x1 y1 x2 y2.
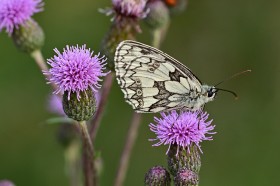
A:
114 40 203 113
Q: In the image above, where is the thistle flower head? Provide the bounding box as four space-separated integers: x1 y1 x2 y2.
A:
112 0 148 18
149 110 215 154
46 45 108 100
0 0 43 35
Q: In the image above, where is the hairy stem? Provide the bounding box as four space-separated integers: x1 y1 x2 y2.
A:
114 113 142 186
89 73 115 141
78 121 96 186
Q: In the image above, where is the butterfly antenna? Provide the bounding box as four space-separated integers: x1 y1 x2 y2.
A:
214 69 251 87
216 88 238 100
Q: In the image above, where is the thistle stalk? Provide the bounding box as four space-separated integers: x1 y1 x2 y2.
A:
30 50 58 91
114 113 142 186
78 121 96 186
89 72 115 141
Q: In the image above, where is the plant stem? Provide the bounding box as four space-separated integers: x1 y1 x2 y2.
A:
30 49 58 91
152 29 162 49
89 73 114 141
78 121 96 186
114 113 142 186
30 49 48 72
64 139 82 186
151 22 170 49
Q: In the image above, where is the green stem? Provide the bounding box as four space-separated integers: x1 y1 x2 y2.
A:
151 21 170 48
30 49 58 91
30 49 48 72
78 121 96 186
152 29 162 49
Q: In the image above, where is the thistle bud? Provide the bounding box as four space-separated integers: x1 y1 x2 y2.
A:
12 19 45 53
100 0 148 69
167 144 201 176
101 22 136 69
145 0 170 30
63 89 97 121
174 168 199 186
145 166 171 186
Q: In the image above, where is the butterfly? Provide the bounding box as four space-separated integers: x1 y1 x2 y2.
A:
114 40 218 113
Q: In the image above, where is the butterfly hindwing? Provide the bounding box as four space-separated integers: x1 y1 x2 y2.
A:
114 40 203 113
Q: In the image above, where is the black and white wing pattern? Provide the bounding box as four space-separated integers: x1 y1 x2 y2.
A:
114 40 204 113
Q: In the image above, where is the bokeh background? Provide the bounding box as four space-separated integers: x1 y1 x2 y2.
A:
0 0 279 185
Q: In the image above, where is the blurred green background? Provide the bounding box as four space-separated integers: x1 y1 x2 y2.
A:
0 0 279 185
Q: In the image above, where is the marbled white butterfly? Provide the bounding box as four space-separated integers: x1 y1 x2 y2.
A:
114 40 218 113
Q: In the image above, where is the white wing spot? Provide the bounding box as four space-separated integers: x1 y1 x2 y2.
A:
165 81 189 94
121 45 131 50
167 101 180 107
134 70 170 81
133 77 154 87
150 107 166 113
142 88 159 97
123 89 135 99
142 97 158 108
180 77 190 90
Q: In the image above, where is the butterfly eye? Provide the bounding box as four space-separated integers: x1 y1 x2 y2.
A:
207 89 215 98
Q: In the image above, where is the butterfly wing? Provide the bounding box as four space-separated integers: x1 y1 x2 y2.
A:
114 40 202 113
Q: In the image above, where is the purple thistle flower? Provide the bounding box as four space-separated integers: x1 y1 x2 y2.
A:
149 110 215 154
0 180 15 186
111 0 148 19
0 0 43 35
45 45 109 100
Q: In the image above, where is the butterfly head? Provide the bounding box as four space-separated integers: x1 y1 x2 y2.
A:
206 86 218 99
201 85 218 102
202 85 238 103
